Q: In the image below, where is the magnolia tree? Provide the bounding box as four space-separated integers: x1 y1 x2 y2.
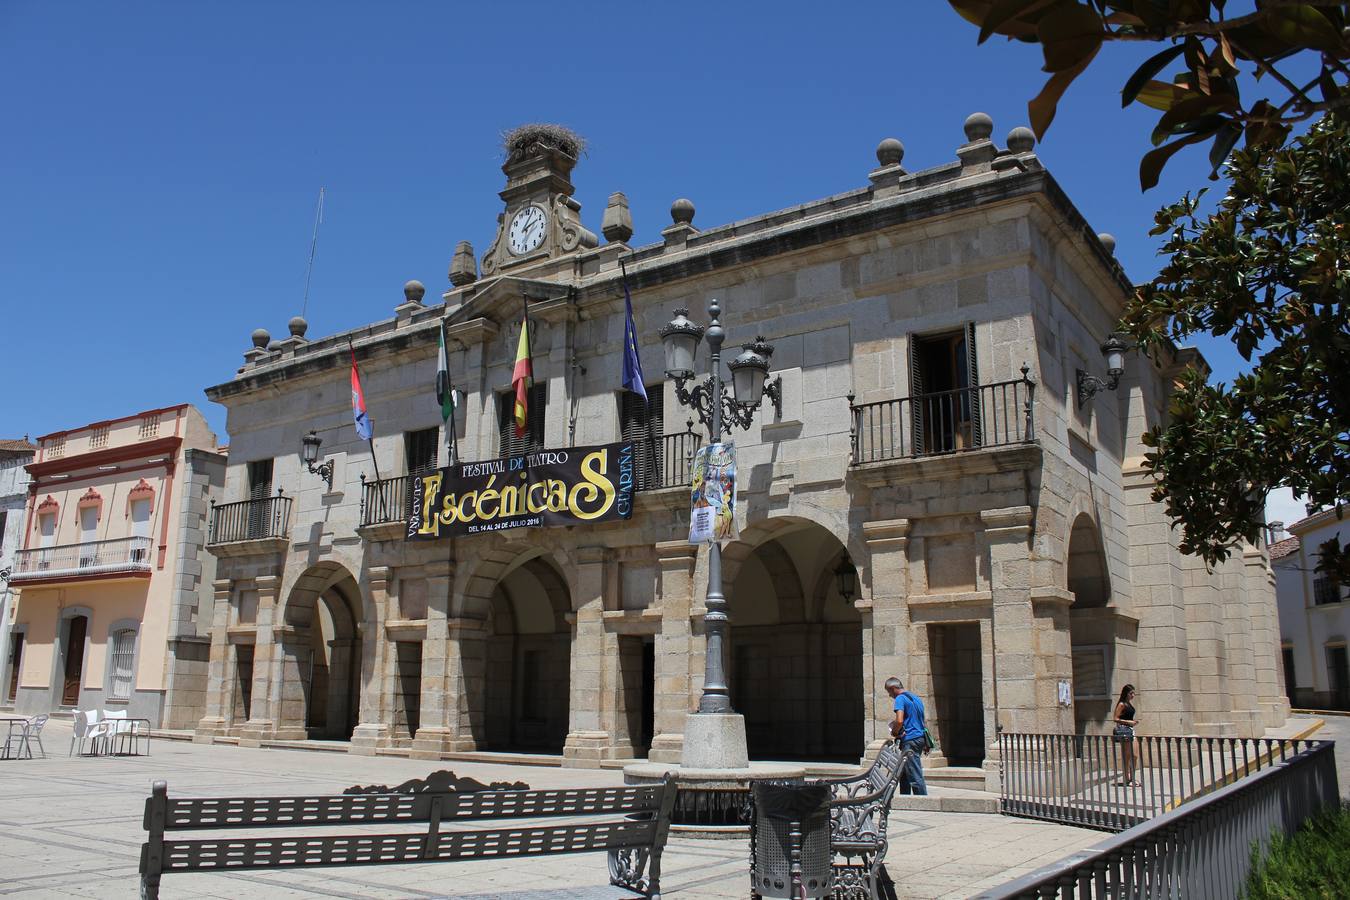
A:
948 2 1350 575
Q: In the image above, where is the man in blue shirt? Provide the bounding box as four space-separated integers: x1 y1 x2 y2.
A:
885 676 928 795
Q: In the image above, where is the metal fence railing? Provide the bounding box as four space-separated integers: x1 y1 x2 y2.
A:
208 494 292 545
360 473 414 527
636 427 700 492
999 731 1315 833
978 740 1339 899
9 536 153 581
848 368 1035 465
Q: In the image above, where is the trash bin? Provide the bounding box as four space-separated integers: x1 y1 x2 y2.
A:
749 780 832 899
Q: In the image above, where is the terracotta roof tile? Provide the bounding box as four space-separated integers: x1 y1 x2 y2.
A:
0 439 37 452
1269 536 1300 560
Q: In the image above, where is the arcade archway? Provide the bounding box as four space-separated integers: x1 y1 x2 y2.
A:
725 521 863 761
481 555 572 753
283 563 364 741
1067 513 1116 734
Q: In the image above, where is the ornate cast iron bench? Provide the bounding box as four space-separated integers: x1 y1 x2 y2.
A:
139 776 678 899
815 740 916 900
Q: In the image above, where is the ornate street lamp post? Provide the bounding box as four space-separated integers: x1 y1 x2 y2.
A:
660 299 781 718
1076 334 1130 408
300 430 335 491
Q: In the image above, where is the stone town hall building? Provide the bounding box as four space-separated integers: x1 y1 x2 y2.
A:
196 119 1289 783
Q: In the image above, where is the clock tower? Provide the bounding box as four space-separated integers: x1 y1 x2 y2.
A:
481 125 598 277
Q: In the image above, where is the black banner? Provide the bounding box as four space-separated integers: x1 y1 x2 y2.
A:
405 441 636 539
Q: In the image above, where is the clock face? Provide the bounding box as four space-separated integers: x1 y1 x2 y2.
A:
507 205 548 256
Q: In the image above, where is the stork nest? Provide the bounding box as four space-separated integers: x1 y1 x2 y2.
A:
501 123 587 162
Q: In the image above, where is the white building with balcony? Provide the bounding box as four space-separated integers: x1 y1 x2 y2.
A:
1274 508 1350 710
7 406 225 727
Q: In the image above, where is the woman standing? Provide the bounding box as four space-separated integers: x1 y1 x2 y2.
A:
1113 684 1140 787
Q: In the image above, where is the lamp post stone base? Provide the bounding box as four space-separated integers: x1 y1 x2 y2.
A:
681 711 749 769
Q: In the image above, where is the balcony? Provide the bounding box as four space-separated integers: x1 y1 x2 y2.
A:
358 429 704 530
848 375 1039 484
9 536 153 584
207 495 293 555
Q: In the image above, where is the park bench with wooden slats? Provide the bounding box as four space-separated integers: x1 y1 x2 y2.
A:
139 777 678 899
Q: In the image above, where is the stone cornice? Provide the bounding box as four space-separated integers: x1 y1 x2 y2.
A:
849 443 1041 488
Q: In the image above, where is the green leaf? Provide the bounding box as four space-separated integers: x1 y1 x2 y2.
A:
1122 43 1187 107
1150 94 1239 145
1136 79 1197 112
1262 5 1346 55
1139 131 1211 190
1208 121 1243 177
1029 45 1099 138
1037 3 1104 72
978 0 1057 43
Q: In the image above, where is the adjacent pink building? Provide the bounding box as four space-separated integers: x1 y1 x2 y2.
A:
7 405 225 727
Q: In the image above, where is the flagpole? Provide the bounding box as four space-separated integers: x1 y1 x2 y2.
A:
349 338 387 520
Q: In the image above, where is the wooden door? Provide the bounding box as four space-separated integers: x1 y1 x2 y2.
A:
61 616 87 706
6 633 22 701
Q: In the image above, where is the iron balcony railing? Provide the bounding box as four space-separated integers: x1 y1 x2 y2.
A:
9 535 153 582
998 731 1310 833
978 740 1338 899
360 473 415 527
359 429 704 527
208 494 292 545
848 368 1036 465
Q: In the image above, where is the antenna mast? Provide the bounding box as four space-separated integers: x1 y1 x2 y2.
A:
301 187 325 318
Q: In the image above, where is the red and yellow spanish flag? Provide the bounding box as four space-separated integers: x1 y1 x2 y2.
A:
511 309 532 437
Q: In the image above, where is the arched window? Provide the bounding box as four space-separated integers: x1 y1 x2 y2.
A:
108 627 138 701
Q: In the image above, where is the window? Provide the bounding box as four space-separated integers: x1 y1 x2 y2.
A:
1328 645 1349 709
1071 644 1110 700
621 385 665 490
498 384 547 457
90 427 109 450
38 512 56 548
1313 576 1343 606
909 324 981 454
246 459 274 539
404 427 440 475
1282 647 1298 704
139 415 160 440
0 510 7 544
129 498 151 562
79 506 98 566
108 628 137 701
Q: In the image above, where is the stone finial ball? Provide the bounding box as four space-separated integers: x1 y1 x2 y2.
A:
1097 233 1117 256
266 340 280 351
1007 126 1036 153
250 328 270 349
288 315 308 338
964 112 994 141
404 279 426 304
671 198 695 225
876 137 905 166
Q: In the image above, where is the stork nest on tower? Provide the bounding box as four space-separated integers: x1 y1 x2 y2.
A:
500 123 587 163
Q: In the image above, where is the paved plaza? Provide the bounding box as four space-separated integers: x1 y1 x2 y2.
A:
0 720 1102 899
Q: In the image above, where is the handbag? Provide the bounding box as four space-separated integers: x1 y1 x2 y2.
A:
1112 723 1133 741
922 726 936 754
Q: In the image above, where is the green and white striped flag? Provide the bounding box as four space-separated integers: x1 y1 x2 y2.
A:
436 322 455 423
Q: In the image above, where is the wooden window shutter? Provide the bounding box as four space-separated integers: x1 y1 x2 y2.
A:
909 334 925 456
499 384 548 458
404 427 439 474
965 322 982 447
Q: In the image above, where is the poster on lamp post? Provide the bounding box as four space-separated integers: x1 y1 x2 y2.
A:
689 442 737 544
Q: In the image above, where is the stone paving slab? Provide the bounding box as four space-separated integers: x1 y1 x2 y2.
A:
0 720 1099 899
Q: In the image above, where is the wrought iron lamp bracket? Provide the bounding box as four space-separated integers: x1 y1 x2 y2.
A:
1075 369 1121 408
306 458 335 492
671 373 781 433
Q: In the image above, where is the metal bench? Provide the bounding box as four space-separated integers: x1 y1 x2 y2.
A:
815 741 915 900
139 776 678 899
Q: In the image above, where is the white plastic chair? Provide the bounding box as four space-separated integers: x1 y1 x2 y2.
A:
19 714 49 758
104 710 130 754
70 709 112 756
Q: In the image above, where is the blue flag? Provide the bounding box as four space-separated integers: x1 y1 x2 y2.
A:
621 279 647 401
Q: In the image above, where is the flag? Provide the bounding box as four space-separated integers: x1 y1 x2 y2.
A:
350 344 373 441
621 276 647 401
511 306 532 438
436 323 455 423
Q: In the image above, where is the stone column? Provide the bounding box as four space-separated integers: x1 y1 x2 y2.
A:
1248 548 1290 727
351 566 393 754
1221 550 1262 735
649 540 696 763
861 519 911 759
1123 468 1195 735
1182 546 1234 736
411 561 474 758
238 574 286 745
564 545 629 767
195 578 235 740
981 506 1047 790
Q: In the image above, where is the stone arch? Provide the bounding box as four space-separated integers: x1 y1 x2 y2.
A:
1064 512 1119 734
466 549 572 753
725 517 864 761
281 561 364 741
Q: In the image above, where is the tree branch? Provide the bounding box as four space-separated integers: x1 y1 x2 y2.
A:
1227 35 1319 110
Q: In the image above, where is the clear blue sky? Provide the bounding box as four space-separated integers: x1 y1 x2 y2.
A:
2 0 1249 444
